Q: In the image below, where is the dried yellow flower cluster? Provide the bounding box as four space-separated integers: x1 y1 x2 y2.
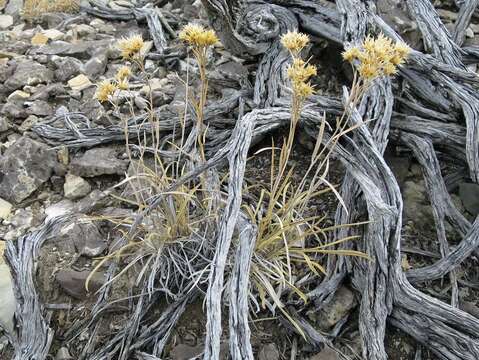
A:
282 31 317 100
342 34 411 80
95 66 133 102
287 58 317 98
118 34 145 60
179 24 219 48
95 80 117 103
281 31 310 56
115 66 131 90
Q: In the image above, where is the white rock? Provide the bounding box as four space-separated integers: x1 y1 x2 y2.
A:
0 198 12 220
64 173 91 200
0 15 13 29
43 28 65 41
0 260 15 334
7 89 30 102
45 199 75 220
67 74 92 91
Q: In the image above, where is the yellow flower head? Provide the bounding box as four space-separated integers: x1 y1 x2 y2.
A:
116 66 132 81
287 58 317 84
95 80 117 103
295 81 315 99
118 34 145 60
179 23 219 47
358 63 379 80
342 47 361 62
117 78 129 90
281 31 310 55
344 34 411 80
286 58 317 100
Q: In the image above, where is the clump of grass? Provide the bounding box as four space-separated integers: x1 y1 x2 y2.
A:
179 23 219 161
23 0 79 19
87 29 221 295
245 31 387 334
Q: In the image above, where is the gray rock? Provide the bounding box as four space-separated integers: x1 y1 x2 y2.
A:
2 101 27 120
310 347 341 360
70 147 129 177
82 53 108 78
51 56 83 82
64 173 91 199
4 0 22 17
5 61 54 91
169 344 202 360
11 208 34 229
0 136 58 203
31 40 113 60
26 100 54 116
56 269 104 300
402 180 434 225
315 286 357 330
258 344 280 360
51 217 107 257
30 83 67 101
459 182 479 216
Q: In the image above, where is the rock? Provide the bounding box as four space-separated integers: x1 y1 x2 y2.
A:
19 115 39 132
82 53 108 78
5 61 54 91
1 101 27 120
170 344 202 360
0 198 12 219
258 344 280 360
4 0 22 16
50 217 107 256
0 263 15 334
68 74 92 91
315 286 357 330
43 29 65 41
31 33 49 46
26 100 53 116
459 182 479 216
0 117 9 132
56 269 104 300
64 173 91 199
51 56 83 82
11 208 34 229
0 136 58 203
70 147 129 177
31 39 113 59
45 199 75 220
71 24 95 37
310 347 341 360
30 83 66 101
0 15 13 29
55 347 73 360
7 90 30 102
402 180 434 225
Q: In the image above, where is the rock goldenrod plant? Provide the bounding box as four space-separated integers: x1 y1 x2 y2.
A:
88 33 218 296
245 31 367 334
179 23 219 161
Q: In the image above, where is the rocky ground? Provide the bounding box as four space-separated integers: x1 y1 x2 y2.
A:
0 0 479 359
